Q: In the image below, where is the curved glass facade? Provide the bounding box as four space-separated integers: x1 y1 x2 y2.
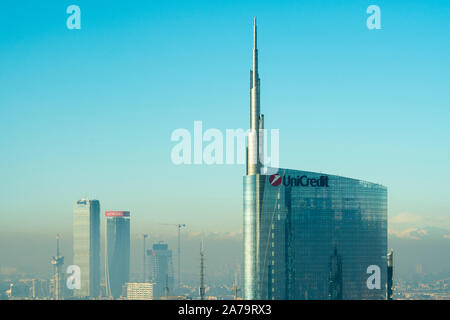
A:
243 169 387 300
105 211 130 299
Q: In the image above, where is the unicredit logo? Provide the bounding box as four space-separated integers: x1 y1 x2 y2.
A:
269 174 282 186
269 174 329 187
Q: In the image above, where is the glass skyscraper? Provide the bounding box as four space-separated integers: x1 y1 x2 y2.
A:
244 170 387 299
243 20 388 300
148 242 174 298
105 211 130 299
73 199 100 298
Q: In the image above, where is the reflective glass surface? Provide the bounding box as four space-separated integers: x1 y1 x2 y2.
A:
244 169 387 300
106 216 130 298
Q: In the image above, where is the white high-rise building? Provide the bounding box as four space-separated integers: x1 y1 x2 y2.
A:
73 199 100 298
125 282 154 300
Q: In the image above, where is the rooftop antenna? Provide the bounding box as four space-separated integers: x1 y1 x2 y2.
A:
199 239 205 300
248 16 263 175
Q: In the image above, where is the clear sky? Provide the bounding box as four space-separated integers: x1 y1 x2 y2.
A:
0 0 449 234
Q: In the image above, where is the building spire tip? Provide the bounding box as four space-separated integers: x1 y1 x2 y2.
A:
253 17 257 49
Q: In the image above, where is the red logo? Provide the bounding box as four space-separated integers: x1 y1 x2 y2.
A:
269 174 282 186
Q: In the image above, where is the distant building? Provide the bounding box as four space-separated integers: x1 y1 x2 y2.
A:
125 282 154 300
387 249 394 300
105 211 130 299
416 264 423 274
31 279 50 299
148 242 174 297
73 199 100 298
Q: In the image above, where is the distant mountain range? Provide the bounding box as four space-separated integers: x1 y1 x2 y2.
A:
388 226 450 280
389 226 450 241
1 226 449 283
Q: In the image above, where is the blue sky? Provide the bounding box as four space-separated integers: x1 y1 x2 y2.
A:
0 0 449 234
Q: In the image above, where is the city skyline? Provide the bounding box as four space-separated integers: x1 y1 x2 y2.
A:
0 0 449 302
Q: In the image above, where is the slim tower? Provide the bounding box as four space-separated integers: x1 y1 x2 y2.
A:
51 234 64 300
244 18 264 300
247 17 264 175
199 240 205 300
177 224 186 288
31 279 37 299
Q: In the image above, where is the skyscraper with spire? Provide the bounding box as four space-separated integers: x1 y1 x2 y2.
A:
243 19 388 300
247 17 263 176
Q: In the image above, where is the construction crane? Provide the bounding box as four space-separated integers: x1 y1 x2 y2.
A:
161 223 186 288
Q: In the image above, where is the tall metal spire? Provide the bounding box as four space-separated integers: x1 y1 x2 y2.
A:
248 17 262 175
253 17 257 62
199 239 205 300
252 17 259 97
